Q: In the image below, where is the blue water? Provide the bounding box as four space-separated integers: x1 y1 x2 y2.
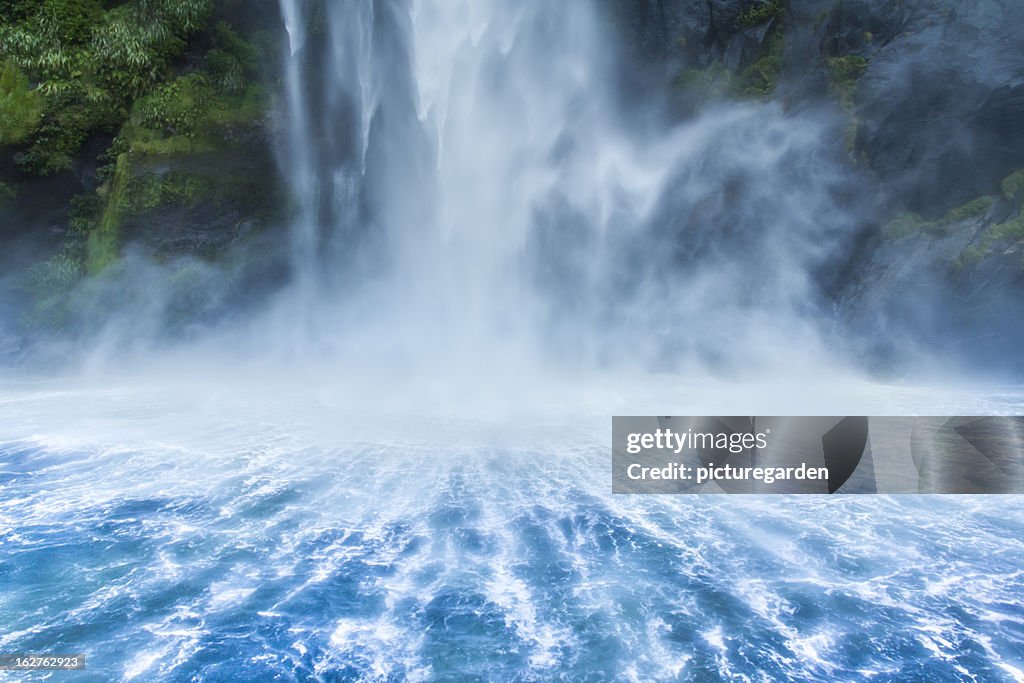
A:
2 378 1024 681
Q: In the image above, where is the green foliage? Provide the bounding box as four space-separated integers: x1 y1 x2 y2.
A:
38 0 102 44
737 53 782 97
953 245 983 271
942 196 993 224
826 55 868 111
882 212 928 239
27 250 83 294
0 59 43 145
825 55 868 157
0 0 213 173
674 62 734 99
737 24 785 98
128 171 214 212
4 0 271 286
21 248 85 331
677 23 785 102
986 212 1024 245
127 73 265 156
737 0 784 29
207 21 259 93
138 73 213 138
883 197 993 241
1001 169 1024 203
68 192 102 234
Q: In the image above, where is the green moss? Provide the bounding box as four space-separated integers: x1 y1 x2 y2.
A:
679 21 785 101
674 62 734 98
941 196 993 224
884 196 993 241
987 212 1024 244
87 151 129 273
205 83 265 125
737 22 785 97
954 245 984 271
1001 169 1024 203
825 55 868 156
737 0 784 28
955 203 1024 268
134 73 213 141
125 74 265 156
0 59 43 145
882 212 928 239
826 55 868 111
128 171 214 212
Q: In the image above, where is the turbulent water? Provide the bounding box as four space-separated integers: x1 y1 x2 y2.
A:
2 375 1024 681
3 0 1024 680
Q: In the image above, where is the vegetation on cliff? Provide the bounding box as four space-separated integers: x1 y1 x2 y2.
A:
0 0 277 332
673 1 787 103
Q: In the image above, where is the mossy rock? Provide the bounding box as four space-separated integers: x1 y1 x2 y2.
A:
87 151 130 273
677 20 786 102
126 74 266 157
882 212 928 239
737 1 784 29
941 196 993 225
985 212 1024 247
1001 169 1024 204
0 0 214 173
674 62 734 99
883 196 993 241
826 55 868 111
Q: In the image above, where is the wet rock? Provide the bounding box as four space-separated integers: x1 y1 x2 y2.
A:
852 0 1024 214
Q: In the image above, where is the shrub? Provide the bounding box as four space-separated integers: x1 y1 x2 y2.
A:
0 59 43 145
826 55 868 111
737 1 784 29
1001 169 1024 203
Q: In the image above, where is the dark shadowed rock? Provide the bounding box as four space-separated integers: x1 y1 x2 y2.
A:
599 0 780 93
853 0 1024 215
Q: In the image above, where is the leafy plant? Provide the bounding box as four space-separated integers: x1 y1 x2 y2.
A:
826 55 868 111
0 59 43 145
737 1 784 29
0 0 213 172
1001 169 1024 203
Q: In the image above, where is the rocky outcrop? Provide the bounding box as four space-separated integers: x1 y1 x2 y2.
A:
837 179 1024 371
0 0 286 342
602 0 786 100
851 0 1024 216
608 0 1024 371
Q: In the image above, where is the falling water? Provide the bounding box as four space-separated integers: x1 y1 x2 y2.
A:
272 0 861 374
2 2 1023 681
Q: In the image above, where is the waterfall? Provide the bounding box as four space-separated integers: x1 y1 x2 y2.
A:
274 0 859 373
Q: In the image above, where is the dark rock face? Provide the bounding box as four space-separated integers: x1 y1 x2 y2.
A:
823 0 1024 370
602 0 778 91
606 0 1024 372
611 0 1024 217
818 0 909 57
837 213 1024 373
853 0 1024 215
